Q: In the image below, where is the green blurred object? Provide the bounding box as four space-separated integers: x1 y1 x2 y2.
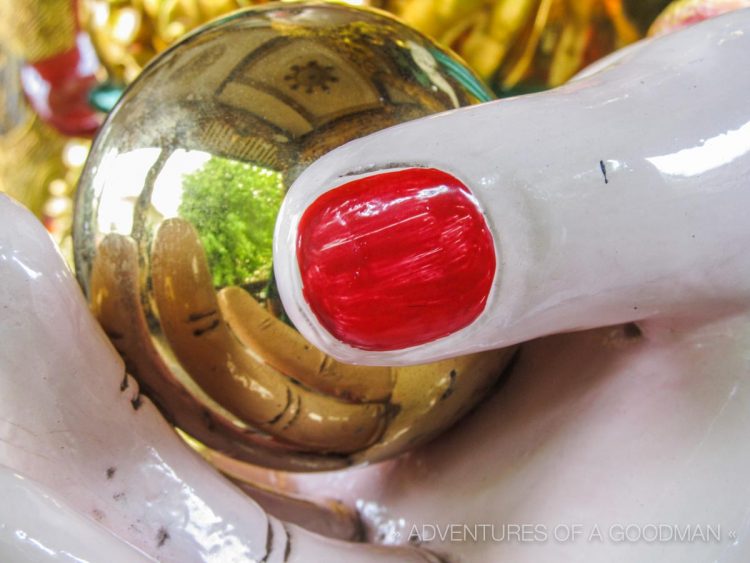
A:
89 81 125 113
180 157 283 290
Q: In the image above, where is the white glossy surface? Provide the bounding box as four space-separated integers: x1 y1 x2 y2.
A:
0 466 154 562
0 194 439 562
287 315 750 562
275 9 750 366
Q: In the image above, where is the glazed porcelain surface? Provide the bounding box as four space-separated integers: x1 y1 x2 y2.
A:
287 315 750 562
0 465 153 562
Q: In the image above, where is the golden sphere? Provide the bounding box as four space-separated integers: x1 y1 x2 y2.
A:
74 2 514 471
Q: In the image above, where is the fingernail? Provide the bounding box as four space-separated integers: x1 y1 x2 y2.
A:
297 167 496 351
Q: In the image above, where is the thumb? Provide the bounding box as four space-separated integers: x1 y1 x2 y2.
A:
274 10 750 366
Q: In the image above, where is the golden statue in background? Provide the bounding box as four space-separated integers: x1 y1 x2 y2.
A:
386 0 669 93
80 0 669 93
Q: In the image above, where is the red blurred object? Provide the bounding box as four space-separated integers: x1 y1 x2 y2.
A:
649 0 750 36
297 167 496 351
21 32 102 137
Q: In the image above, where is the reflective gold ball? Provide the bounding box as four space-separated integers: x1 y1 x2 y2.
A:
74 2 514 471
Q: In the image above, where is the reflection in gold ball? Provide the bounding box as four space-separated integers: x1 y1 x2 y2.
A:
74 3 515 471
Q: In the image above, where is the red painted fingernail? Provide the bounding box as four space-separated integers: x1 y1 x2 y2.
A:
297 167 496 351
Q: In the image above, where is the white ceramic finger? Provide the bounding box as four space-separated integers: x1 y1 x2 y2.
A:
275 9 750 366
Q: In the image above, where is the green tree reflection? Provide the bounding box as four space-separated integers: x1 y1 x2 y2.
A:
179 156 283 289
